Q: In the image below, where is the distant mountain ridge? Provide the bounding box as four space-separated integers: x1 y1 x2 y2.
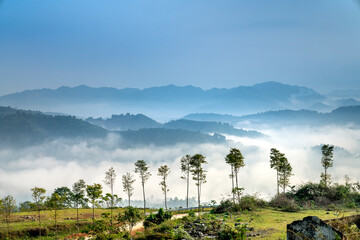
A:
0 107 244 148
0 82 328 117
183 106 360 128
86 114 263 138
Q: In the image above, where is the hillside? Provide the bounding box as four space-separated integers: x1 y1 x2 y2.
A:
0 107 231 148
86 114 263 138
0 107 107 148
183 106 360 127
86 113 161 131
117 128 226 147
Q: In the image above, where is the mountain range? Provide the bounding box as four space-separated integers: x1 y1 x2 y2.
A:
86 114 262 138
184 106 360 128
0 107 261 148
2 81 357 119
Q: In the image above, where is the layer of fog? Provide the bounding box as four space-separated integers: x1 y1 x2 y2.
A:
0 125 359 206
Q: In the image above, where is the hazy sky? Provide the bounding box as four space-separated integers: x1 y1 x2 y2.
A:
1 0 360 96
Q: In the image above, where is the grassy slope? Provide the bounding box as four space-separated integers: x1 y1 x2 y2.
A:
1 207 358 239
223 207 358 239
0 208 153 239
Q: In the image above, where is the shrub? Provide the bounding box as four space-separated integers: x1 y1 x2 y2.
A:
238 195 266 211
210 200 235 214
173 227 193 240
270 194 300 212
143 208 172 228
217 224 247 240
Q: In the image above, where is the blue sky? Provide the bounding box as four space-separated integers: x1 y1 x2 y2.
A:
0 0 360 95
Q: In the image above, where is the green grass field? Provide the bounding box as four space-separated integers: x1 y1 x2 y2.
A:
0 207 358 239
218 207 358 239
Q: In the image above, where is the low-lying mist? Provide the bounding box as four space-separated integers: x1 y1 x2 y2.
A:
1 125 359 206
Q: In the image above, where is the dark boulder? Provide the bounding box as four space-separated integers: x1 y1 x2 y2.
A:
287 216 343 240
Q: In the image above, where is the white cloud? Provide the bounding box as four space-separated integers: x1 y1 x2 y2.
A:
1 125 359 204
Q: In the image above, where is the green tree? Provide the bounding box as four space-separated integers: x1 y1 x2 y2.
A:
86 183 103 224
31 187 46 238
104 167 117 226
270 148 282 195
321 144 334 187
72 179 87 231
45 193 65 238
158 165 170 210
225 148 245 203
180 154 191 208
190 154 207 212
122 172 135 207
118 206 141 237
102 193 121 208
134 160 151 215
0 195 16 238
278 153 292 194
53 186 73 208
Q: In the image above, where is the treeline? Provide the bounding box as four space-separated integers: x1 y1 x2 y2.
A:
1 144 360 237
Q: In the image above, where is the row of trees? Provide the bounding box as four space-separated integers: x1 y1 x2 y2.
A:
0 144 335 237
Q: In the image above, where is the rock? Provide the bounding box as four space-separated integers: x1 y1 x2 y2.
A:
287 216 343 240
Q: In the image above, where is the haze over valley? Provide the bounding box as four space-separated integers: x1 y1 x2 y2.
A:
1 82 360 206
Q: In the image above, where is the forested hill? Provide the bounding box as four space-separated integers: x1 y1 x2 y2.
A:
117 128 226 147
86 113 161 131
0 107 107 148
86 114 263 138
183 106 360 127
163 119 262 137
0 107 230 148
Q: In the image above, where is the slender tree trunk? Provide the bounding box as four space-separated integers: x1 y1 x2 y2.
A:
55 209 58 239
111 185 113 227
325 167 327 187
76 203 79 232
283 177 285 194
197 174 201 215
92 200 95 225
128 192 131 207
165 184 167 210
142 182 146 216
235 170 240 203
6 217 10 239
186 169 189 208
276 170 279 195
231 165 235 204
38 207 42 239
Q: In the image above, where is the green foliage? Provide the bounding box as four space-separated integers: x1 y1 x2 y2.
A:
122 172 135 207
270 148 292 194
143 208 172 228
53 186 73 208
173 227 193 240
1 195 16 227
288 181 360 208
158 165 170 209
118 206 142 235
217 224 247 240
188 211 195 217
269 194 300 212
238 195 267 211
321 144 334 187
211 200 235 214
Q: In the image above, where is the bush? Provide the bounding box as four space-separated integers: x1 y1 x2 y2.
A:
173 227 193 240
238 195 266 211
210 200 235 214
270 194 300 212
143 208 172 228
217 224 247 240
